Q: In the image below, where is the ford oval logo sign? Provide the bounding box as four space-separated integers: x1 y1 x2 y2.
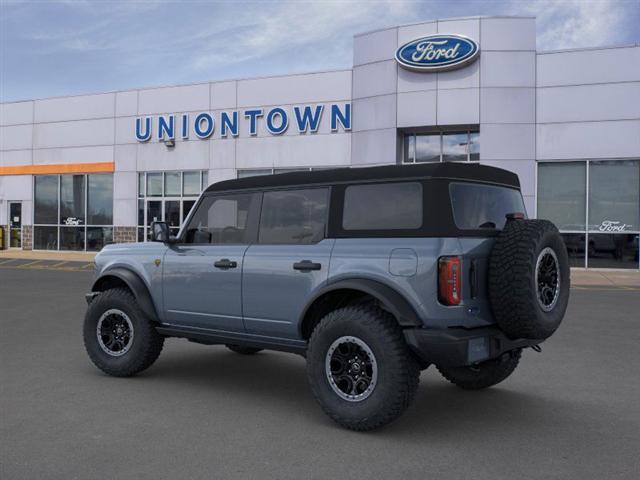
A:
395 34 480 72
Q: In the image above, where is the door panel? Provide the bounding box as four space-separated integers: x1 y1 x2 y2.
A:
9 202 22 248
242 240 334 339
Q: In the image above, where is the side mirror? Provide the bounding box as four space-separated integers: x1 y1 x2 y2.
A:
151 221 170 243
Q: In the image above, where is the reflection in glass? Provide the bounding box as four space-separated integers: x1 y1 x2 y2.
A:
442 133 468 162
87 227 113 251
33 226 58 250
587 234 639 269
138 199 144 226
560 233 586 268
415 135 440 163
588 160 640 232
183 171 201 195
146 201 162 226
60 175 85 225
237 169 271 178
202 171 208 189
403 135 416 163
537 162 586 231
165 201 180 236
183 200 196 221
60 227 85 251
469 132 480 161
147 173 162 196
88 174 113 225
138 173 145 197
34 176 59 224
165 172 181 196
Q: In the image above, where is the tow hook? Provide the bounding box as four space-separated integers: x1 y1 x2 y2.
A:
530 344 542 353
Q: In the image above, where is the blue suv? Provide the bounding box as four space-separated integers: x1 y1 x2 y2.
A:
84 163 570 430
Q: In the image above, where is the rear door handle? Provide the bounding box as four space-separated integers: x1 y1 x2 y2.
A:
214 258 237 269
293 260 321 271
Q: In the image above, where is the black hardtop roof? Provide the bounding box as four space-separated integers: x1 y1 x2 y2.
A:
204 162 520 193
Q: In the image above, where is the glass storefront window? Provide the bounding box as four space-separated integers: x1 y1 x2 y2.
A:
87 227 113 252
561 233 587 268
183 171 201 195
146 173 162 196
60 175 86 225
442 133 468 162
588 160 639 233
34 175 58 224
587 234 639 269
537 162 586 231
60 227 85 251
415 135 441 163
138 172 145 197
165 172 181 196
33 226 58 250
87 174 113 225
469 132 480 161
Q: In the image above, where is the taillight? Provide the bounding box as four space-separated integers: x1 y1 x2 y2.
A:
438 256 462 306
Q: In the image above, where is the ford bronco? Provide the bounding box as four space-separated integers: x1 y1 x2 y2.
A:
83 163 570 431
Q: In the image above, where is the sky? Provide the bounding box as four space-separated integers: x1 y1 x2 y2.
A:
1 0 639 102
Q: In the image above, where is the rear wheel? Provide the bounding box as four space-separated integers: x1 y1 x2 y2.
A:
225 344 263 355
306 305 420 431
437 349 522 390
83 288 164 377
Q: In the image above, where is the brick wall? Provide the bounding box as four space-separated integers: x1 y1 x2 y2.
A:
22 225 33 250
113 226 137 244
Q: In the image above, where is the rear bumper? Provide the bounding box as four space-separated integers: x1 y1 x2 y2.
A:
403 326 541 367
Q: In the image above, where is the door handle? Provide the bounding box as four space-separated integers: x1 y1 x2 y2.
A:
214 258 237 269
293 260 321 271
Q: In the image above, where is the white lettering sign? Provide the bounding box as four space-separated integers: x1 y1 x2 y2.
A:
598 220 632 232
411 41 461 62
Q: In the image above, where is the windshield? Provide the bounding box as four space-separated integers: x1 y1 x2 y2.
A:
449 182 526 230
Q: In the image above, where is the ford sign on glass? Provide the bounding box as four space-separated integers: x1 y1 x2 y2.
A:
395 34 480 72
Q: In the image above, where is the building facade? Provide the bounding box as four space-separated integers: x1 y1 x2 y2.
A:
1 16 639 269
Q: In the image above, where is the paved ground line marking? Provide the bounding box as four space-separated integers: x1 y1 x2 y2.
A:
48 261 68 268
0 258 19 265
16 260 43 268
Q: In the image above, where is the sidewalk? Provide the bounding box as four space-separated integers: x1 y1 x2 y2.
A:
1 249 638 287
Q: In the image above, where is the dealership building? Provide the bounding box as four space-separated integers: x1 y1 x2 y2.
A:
1 16 639 268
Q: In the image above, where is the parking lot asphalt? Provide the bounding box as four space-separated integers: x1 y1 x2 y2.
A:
1 267 639 480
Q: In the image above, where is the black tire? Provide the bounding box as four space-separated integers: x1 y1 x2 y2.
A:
306 305 420 431
225 344 263 355
489 219 570 340
83 288 164 377
437 349 522 390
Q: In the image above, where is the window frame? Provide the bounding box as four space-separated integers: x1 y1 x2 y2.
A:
256 186 331 245
402 130 480 163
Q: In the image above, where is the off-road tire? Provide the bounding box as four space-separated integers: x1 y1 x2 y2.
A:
489 219 570 340
306 305 420 431
225 344 263 355
83 288 164 377
437 349 522 390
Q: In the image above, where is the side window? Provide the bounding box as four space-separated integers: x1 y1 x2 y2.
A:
183 193 258 244
343 182 423 230
259 188 329 244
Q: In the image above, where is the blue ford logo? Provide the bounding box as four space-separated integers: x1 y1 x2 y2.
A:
395 34 480 72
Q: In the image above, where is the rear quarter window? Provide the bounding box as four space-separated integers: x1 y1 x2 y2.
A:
449 182 526 230
343 182 422 230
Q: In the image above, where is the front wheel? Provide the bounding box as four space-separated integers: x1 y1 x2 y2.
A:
83 288 164 377
306 306 420 431
436 349 522 390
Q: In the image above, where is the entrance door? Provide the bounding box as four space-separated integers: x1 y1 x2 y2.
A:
8 202 22 248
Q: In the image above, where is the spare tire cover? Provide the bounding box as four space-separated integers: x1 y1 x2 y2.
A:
488 219 570 340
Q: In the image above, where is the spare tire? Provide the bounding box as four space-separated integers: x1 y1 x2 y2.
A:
489 218 570 340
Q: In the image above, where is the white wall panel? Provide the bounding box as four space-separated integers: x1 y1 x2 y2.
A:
113 199 137 227
397 21 437 46
136 139 209 171
481 88 535 124
437 18 480 41
437 88 479 125
351 128 396 165
0 149 31 166
33 145 113 165
115 144 137 172
397 66 437 93
537 46 640 87
537 120 640 160
438 60 480 89
0 124 33 150
481 159 536 196
1 101 33 126
138 84 210 115
35 93 115 123
481 124 535 160
480 17 536 51
522 195 535 219
210 138 236 170
211 81 237 110
397 91 436 128
353 28 397 66
0 175 32 201
208 168 236 185
237 71 351 107
236 134 350 169
352 60 397 99
352 95 396 132
113 171 137 201
537 82 640 123
115 116 138 145
115 91 138 117
33 119 113 149
481 51 535 87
